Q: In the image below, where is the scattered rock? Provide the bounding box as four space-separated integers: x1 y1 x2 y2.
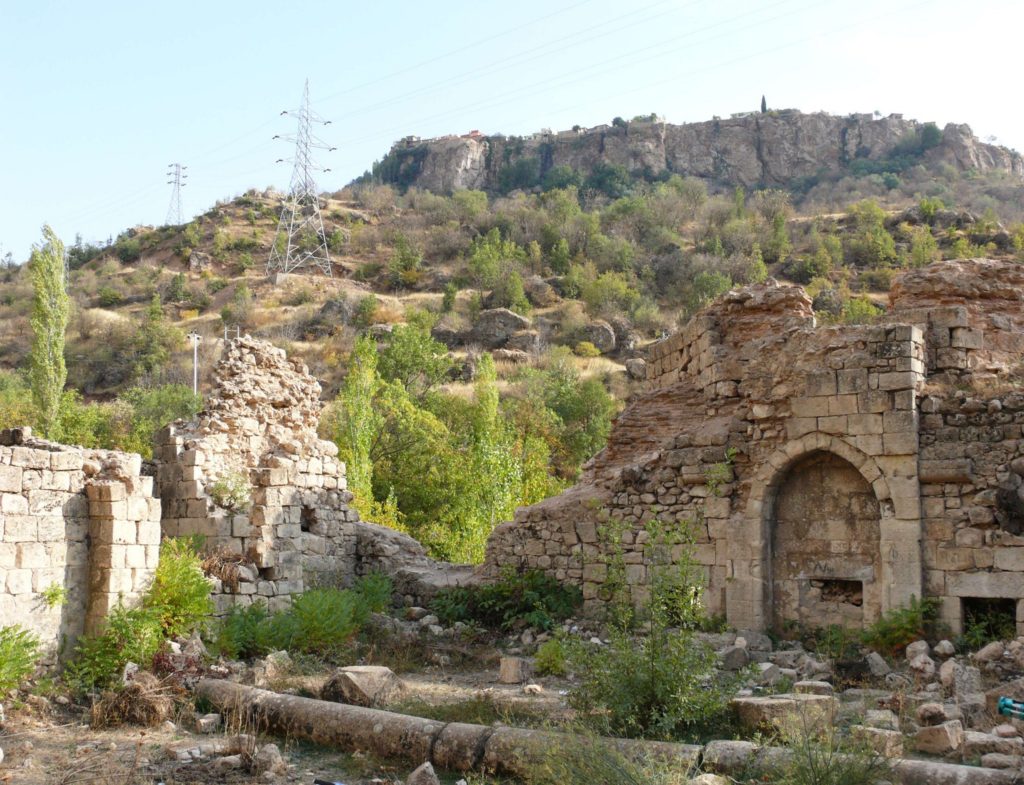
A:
963 731 1024 757
906 640 931 661
909 653 936 679
406 761 441 785
755 662 782 685
321 666 405 708
933 639 956 658
253 743 288 775
794 680 833 696
499 656 532 684
580 320 616 353
492 348 530 363
471 308 532 349
973 641 1006 664
212 754 244 772
980 753 1021 769
864 709 899 730
194 713 222 734
917 702 949 726
263 650 292 682
625 358 647 380
730 694 837 731
522 684 543 695
506 330 541 353
850 725 904 758
865 651 891 677
523 276 559 307
687 775 731 785
914 720 964 756
993 723 1020 738
405 607 430 621
718 645 749 671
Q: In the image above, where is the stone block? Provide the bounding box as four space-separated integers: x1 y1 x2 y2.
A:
914 720 964 755
4 515 36 541
87 482 126 502
994 548 1024 571
816 415 847 434
0 492 28 514
498 657 532 684
877 371 918 391
805 371 837 397
11 447 49 469
785 417 817 440
847 413 883 435
49 451 83 471
951 328 983 349
15 542 48 568
837 369 869 394
827 395 859 416
730 694 837 731
791 397 830 417
850 726 903 758
882 432 918 455
89 500 127 519
5 568 32 594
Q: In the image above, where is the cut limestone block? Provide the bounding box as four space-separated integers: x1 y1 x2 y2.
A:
321 665 405 708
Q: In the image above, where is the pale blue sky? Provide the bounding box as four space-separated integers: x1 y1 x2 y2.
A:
2 0 1021 261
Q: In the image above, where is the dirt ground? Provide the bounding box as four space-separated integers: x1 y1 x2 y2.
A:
0 664 565 785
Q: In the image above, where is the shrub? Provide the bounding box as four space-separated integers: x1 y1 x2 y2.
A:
97 286 124 307
207 471 251 512
143 537 214 639
573 341 601 357
526 733 693 785
861 595 939 655
431 569 582 630
116 238 141 263
68 537 212 689
0 625 41 692
534 637 569 676
214 575 392 660
441 282 458 313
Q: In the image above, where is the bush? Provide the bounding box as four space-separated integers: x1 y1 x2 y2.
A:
0 625 41 692
97 286 124 307
573 341 601 357
534 637 568 676
214 575 391 660
861 595 939 655
207 471 251 512
768 707 890 785
525 733 693 785
116 238 141 263
431 569 581 630
68 537 213 690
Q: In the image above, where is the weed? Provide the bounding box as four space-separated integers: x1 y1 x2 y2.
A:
0 625 41 692
861 595 939 655
207 470 251 512
524 731 694 785
431 569 582 631
534 637 569 676
41 582 68 608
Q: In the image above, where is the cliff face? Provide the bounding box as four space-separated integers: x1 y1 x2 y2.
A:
380 111 1024 192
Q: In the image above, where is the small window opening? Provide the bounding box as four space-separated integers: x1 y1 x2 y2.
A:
811 578 863 607
300 505 317 533
962 597 1016 646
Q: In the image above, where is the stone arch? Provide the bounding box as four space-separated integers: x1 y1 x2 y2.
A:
727 433 918 631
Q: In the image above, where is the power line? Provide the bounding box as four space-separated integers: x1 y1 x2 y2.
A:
165 162 188 226
267 80 335 278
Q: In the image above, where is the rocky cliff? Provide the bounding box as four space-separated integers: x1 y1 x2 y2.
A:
377 111 1023 193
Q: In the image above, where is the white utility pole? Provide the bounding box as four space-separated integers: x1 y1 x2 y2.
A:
187 332 202 394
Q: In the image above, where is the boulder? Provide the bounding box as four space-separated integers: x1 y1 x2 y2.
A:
906 640 931 661
865 651 891 677
471 308 532 349
973 641 1006 664
625 358 647 380
407 761 441 785
915 720 964 756
321 665 405 708
865 709 900 730
980 753 1021 769
492 348 529 364
608 316 640 352
934 639 956 658
431 325 464 348
580 320 616 353
963 731 1024 757
755 662 783 685
687 775 731 785
718 645 749 671
506 329 541 353
253 743 288 775
909 653 936 679
523 276 559 307
939 659 981 698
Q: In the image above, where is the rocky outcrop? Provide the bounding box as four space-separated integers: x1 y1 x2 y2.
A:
378 112 1023 193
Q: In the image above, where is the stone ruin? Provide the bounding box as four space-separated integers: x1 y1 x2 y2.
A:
483 258 1024 636
4 257 1024 657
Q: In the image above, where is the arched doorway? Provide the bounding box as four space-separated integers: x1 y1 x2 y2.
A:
770 451 881 633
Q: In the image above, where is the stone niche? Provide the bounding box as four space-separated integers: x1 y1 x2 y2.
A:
769 452 881 630
480 259 1024 634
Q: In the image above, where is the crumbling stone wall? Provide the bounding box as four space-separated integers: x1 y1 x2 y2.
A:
483 259 1024 633
155 338 359 612
0 427 160 656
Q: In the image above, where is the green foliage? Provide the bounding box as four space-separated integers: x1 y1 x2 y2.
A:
69 537 212 690
683 270 732 316
28 226 70 437
214 575 391 660
0 625 41 692
838 295 881 324
441 281 458 312
387 234 423 288
534 637 569 676
97 286 124 308
133 295 184 378
115 237 141 263
354 294 380 327
207 471 251 512
498 157 541 193
542 165 583 192
469 228 524 289
41 583 68 608
585 162 632 199
114 384 202 458
847 200 897 267
769 708 890 785
0 370 36 430
573 341 601 357
166 272 187 302
378 322 454 398
563 515 737 741
909 225 939 266
861 595 939 655
960 599 1016 649
143 537 215 639
919 196 945 225
431 568 581 630
331 335 380 509
525 733 693 785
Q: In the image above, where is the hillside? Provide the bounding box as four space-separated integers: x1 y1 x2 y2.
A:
369 110 1023 197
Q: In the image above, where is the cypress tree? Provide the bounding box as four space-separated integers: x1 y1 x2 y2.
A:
28 226 69 437
761 95 767 113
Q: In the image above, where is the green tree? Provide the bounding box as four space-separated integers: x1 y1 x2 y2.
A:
377 322 454 399
331 336 382 506
468 228 524 289
909 225 939 267
847 200 897 268
28 226 69 437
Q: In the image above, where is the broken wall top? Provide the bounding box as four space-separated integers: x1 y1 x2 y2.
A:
162 337 338 472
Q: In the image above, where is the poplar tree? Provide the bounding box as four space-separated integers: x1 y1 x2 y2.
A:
28 226 69 437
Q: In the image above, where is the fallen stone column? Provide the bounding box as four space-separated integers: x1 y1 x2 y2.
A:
195 679 700 775
196 680 1017 784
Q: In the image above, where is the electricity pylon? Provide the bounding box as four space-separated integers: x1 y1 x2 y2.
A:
267 79 336 277
165 163 187 226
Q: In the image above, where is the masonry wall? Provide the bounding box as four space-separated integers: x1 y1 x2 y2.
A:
0 428 160 657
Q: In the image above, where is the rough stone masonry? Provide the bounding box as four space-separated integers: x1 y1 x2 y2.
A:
482 258 1024 635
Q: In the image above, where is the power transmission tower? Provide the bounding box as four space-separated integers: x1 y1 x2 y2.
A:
267 79 336 277
166 163 188 225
